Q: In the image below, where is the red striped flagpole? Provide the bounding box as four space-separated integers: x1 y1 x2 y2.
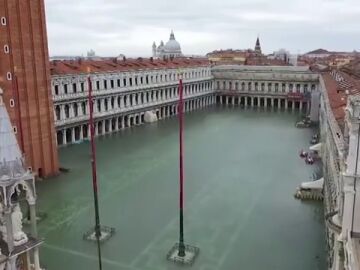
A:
178 74 186 257
87 74 103 270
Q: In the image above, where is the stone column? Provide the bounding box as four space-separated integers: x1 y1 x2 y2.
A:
95 123 99 136
4 207 14 252
80 126 83 140
251 97 254 107
264 98 267 108
285 100 288 109
102 120 106 134
292 101 296 111
299 101 303 112
60 105 65 120
71 128 75 143
120 96 125 108
271 98 274 107
62 129 66 145
109 120 113 133
101 99 105 112
29 203 41 270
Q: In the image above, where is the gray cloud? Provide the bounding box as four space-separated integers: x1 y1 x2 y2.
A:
44 0 360 57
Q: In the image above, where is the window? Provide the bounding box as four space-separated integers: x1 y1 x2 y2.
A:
80 82 84 92
129 78 132 86
54 85 59 95
146 76 149 84
6 72 12 80
72 83 77 93
9 99 15 107
13 126 17 134
110 80 114 89
261 83 265 92
117 79 121 87
64 84 68 94
96 81 100 90
0 17 6 26
123 78 127 87
282 84 286 92
104 80 107 89
3 44 9 54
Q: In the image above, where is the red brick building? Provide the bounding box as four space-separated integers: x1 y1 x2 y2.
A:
0 0 59 177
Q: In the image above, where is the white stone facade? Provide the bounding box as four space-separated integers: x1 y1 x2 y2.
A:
212 65 319 113
51 66 214 146
319 77 360 270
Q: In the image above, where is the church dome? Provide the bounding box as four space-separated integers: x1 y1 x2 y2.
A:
164 31 181 53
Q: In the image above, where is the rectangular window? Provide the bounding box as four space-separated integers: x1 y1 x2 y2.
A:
64 84 68 94
72 83 77 93
54 85 59 95
96 81 100 90
110 80 114 89
117 79 121 87
129 78 133 86
123 78 127 87
104 80 107 89
81 82 84 92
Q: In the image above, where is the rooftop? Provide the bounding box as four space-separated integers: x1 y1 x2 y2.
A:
50 57 210 76
321 69 360 124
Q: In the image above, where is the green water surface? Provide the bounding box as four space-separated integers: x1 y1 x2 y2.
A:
36 107 326 270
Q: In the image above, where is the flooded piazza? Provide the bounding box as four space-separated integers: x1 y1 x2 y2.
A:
36 107 326 270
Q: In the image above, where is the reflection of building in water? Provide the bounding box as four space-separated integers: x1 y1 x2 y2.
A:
152 30 182 59
0 88 42 270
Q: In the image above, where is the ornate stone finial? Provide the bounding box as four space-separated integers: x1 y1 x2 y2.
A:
170 30 175 40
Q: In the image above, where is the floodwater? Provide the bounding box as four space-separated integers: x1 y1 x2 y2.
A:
36 106 326 270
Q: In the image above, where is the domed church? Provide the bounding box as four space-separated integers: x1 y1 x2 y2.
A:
152 30 183 59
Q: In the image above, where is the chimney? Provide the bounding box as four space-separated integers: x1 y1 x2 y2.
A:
150 57 153 62
112 58 117 64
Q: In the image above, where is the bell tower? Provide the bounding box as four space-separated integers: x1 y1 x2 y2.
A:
254 36 262 55
0 0 59 177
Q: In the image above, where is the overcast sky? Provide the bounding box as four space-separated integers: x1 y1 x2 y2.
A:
44 0 360 57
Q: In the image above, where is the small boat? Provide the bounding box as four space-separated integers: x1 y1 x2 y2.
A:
305 156 314 165
299 150 308 158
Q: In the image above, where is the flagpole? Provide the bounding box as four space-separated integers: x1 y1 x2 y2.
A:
87 75 103 270
178 76 185 257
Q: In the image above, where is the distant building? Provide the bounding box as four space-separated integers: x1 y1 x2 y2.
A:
304 48 331 58
254 36 262 55
152 30 182 59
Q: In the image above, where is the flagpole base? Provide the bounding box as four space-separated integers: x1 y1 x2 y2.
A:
83 225 115 243
166 243 199 266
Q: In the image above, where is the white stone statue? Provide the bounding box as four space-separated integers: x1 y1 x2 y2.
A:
11 204 28 246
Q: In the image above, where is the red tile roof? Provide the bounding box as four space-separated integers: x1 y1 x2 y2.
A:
322 70 360 122
50 57 211 75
